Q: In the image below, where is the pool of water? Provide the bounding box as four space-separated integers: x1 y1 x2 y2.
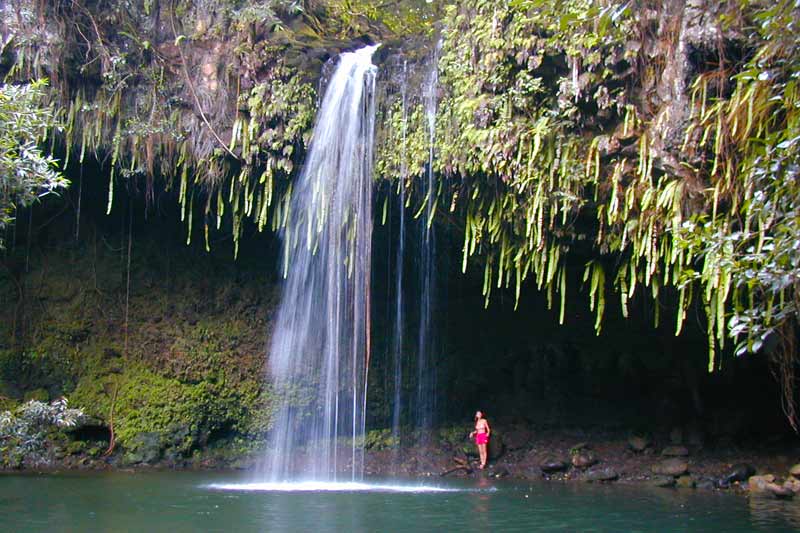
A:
1 471 798 532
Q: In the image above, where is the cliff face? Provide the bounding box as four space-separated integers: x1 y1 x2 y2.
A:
0 0 798 465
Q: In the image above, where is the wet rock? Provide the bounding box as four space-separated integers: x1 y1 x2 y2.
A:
651 475 676 488
491 467 510 479
790 463 800 478
124 432 162 465
748 474 775 492
676 475 695 489
571 442 589 452
583 467 618 482
661 446 689 457
695 478 716 490
723 463 756 484
628 435 650 452
783 477 800 494
571 451 598 469
651 458 688 477
488 433 505 460
540 457 569 474
768 483 794 499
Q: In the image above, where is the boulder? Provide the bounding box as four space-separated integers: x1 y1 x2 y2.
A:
747 474 776 492
628 435 650 452
768 483 794 499
583 467 618 482
661 446 689 457
651 475 676 488
540 457 569 474
651 458 688 477
790 463 800 478
695 478 716 490
676 475 695 489
783 477 800 494
723 463 756 484
572 451 598 469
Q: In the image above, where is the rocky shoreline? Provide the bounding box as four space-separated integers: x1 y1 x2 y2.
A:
5 424 800 501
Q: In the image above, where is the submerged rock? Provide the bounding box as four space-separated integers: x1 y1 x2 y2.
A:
651 458 688 477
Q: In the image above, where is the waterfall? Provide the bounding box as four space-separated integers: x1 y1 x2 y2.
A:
414 51 439 432
264 45 379 482
390 61 409 459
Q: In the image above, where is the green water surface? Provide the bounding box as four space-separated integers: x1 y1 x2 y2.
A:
0 471 798 532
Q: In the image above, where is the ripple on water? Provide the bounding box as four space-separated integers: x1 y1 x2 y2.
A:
204 481 495 493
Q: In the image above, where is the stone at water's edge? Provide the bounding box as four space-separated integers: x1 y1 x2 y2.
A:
651 475 676 488
747 474 775 492
676 475 695 489
661 446 689 457
651 458 688 476
783 477 800 494
583 467 618 482
724 463 756 484
540 457 569 474
572 451 598 469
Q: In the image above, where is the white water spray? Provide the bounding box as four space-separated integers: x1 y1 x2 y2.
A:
264 45 379 482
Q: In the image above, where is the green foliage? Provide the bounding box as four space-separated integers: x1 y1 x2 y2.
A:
0 398 83 468
0 80 69 246
377 0 800 407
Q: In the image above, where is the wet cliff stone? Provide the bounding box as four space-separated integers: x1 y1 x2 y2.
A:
488 433 505 460
651 458 688 477
124 432 162 465
628 435 650 452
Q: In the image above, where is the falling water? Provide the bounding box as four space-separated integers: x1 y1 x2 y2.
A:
414 49 439 432
390 61 409 454
265 45 379 482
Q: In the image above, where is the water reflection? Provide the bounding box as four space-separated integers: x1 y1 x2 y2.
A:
3 472 800 532
749 493 800 530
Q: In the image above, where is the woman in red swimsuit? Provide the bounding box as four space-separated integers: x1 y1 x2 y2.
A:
469 410 491 469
